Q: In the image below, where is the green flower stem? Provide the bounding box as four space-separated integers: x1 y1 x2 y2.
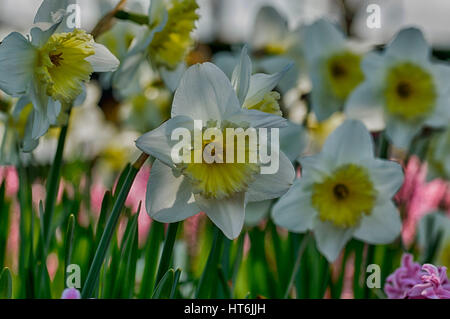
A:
196 226 225 298
81 153 149 299
154 222 180 291
377 131 389 159
43 108 71 250
283 232 311 299
114 10 149 25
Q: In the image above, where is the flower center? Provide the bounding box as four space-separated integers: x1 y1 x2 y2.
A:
178 121 260 199
243 91 282 116
36 29 95 104
333 183 349 200
325 51 364 100
149 0 199 69
384 62 436 120
311 164 377 228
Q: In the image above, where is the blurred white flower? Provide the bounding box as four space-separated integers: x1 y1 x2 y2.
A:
346 28 450 149
272 120 404 261
136 62 294 239
0 1 119 142
113 0 199 92
303 18 367 122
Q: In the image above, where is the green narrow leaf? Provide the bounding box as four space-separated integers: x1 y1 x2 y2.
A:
139 221 165 298
152 269 174 299
64 214 75 286
196 226 224 298
0 267 12 299
43 115 70 250
112 212 139 298
170 269 182 299
154 222 179 290
82 164 141 299
0 182 10 269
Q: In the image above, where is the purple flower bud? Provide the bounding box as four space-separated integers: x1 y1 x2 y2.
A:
61 288 81 299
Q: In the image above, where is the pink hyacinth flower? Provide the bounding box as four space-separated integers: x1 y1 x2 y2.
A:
385 254 450 299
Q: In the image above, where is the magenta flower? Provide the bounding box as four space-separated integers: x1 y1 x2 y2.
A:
385 254 450 299
61 288 81 299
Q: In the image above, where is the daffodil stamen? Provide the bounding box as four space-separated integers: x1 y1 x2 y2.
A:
36 29 95 104
384 62 436 120
311 163 377 228
178 121 260 200
324 51 364 100
149 0 199 69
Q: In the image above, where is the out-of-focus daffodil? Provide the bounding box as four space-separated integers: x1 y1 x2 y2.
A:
272 120 404 261
0 1 119 141
114 0 199 92
303 19 366 122
346 28 450 149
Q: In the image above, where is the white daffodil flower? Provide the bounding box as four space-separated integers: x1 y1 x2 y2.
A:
346 28 450 149
0 3 119 141
303 19 366 122
113 0 198 92
250 6 304 94
136 62 295 239
272 119 404 262
426 127 450 180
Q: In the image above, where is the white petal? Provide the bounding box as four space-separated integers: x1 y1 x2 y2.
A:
0 32 36 96
299 155 333 182
322 119 374 165
309 66 343 121
271 179 316 233
279 121 307 162
146 160 199 223
353 200 401 244
160 63 186 92
425 63 450 128
314 221 354 262
172 63 240 121
112 51 146 93
225 108 287 129
363 158 404 199
247 151 295 202
257 56 300 93
303 18 346 64
251 6 289 50
385 28 430 63
87 43 120 72
243 63 292 107
345 82 385 132
148 0 168 26
30 24 60 47
30 109 50 140
385 117 422 150
245 200 272 227
197 192 246 239
231 46 252 105
34 0 73 24
135 116 193 167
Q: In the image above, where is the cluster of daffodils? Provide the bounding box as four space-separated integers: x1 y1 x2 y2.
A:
1 0 450 300
0 0 119 154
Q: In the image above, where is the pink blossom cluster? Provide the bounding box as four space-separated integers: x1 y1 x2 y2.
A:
396 156 449 245
385 254 450 299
